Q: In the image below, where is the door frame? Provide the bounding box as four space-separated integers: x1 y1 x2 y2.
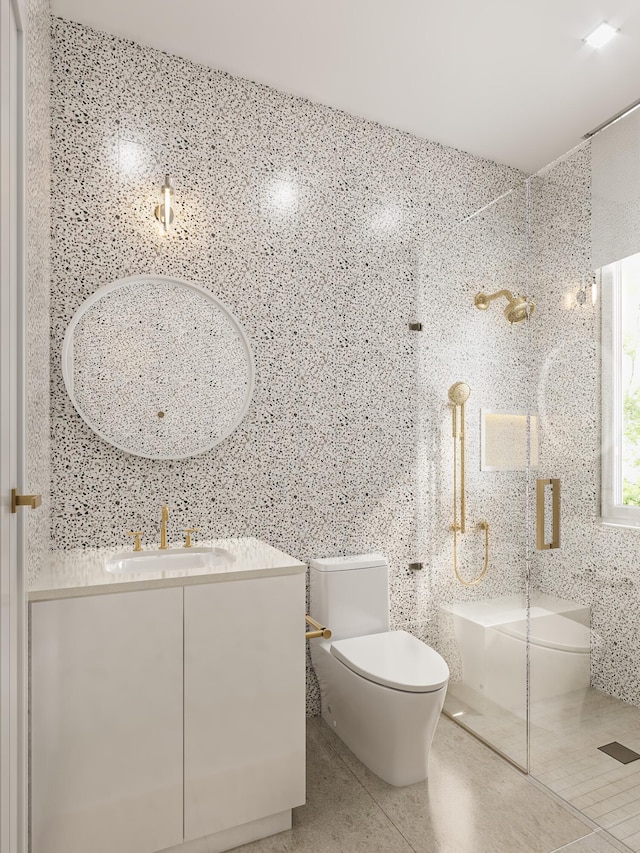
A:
1 0 28 851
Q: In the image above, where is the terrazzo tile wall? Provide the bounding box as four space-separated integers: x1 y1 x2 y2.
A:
48 17 525 713
26 0 51 579
47 16 640 712
529 143 640 708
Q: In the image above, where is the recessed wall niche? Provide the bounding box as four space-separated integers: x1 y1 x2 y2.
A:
480 410 539 471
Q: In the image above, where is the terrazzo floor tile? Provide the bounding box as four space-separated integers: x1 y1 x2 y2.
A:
234 720 414 853
236 715 611 853
318 715 594 853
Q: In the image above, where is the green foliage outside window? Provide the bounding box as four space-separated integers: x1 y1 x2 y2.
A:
623 337 640 505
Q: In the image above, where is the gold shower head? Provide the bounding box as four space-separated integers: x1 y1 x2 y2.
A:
474 289 535 324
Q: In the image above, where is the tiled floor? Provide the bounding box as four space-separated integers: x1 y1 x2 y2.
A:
445 682 529 769
235 715 622 853
531 690 640 852
445 683 640 852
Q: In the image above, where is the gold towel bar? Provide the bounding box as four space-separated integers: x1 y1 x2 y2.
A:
305 615 332 640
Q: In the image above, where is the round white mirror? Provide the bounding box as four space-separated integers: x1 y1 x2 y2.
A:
62 275 254 459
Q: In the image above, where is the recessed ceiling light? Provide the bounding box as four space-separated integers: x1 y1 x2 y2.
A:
584 22 619 48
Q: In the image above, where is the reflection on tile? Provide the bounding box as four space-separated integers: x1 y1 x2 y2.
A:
334 716 592 853
234 715 600 853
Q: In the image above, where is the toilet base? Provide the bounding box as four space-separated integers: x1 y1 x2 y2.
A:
312 643 446 787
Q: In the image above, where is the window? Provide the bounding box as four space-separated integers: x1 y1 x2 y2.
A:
601 252 640 526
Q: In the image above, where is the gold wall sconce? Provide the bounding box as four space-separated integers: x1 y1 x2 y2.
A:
154 174 174 232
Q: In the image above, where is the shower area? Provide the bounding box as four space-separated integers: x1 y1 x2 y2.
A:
422 104 640 850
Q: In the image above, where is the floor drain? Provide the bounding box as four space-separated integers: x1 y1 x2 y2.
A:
598 742 640 764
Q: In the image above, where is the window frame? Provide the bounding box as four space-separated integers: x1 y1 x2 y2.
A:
601 260 640 528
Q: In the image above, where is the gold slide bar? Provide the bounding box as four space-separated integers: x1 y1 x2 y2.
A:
448 382 490 585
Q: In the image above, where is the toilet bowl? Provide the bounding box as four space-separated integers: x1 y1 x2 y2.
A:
309 554 449 787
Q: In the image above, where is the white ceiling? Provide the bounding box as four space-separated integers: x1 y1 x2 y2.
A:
50 0 640 173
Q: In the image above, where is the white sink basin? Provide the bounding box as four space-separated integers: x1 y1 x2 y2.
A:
104 546 234 574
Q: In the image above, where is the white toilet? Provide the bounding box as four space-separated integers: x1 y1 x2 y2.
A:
309 554 449 787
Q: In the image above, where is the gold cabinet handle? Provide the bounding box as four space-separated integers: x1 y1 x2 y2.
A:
182 528 199 548
11 489 42 513
127 531 144 552
536 478 561 550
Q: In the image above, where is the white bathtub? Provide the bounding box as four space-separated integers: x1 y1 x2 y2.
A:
442 596 591 711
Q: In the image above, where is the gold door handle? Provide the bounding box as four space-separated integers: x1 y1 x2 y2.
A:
536 478 561 550
11 489 42 513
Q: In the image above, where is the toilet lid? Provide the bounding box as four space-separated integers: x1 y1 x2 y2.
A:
330 630 449 693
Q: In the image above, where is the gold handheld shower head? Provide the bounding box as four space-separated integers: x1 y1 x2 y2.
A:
474 289 535 324
448 381 471 406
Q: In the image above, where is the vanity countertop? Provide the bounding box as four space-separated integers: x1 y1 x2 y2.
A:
28 537 306 602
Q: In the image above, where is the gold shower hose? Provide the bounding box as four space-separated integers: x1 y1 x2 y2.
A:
449 382 489 586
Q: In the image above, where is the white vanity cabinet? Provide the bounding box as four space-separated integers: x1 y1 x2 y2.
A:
30 587 184 853
184 574 306 841
30 544 306 853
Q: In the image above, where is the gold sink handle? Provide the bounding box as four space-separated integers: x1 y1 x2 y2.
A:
127 531 144 552
182 528 199 548
11 489 42 513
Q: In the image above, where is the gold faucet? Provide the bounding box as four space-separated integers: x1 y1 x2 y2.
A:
160 504 169 549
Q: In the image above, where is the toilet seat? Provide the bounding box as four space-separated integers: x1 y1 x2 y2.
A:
330 630 449 693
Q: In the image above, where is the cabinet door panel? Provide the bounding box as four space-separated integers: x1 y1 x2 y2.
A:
184 575 305 841
31 588 183 853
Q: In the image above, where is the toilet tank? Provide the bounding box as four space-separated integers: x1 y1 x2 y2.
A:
309 554 390 641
